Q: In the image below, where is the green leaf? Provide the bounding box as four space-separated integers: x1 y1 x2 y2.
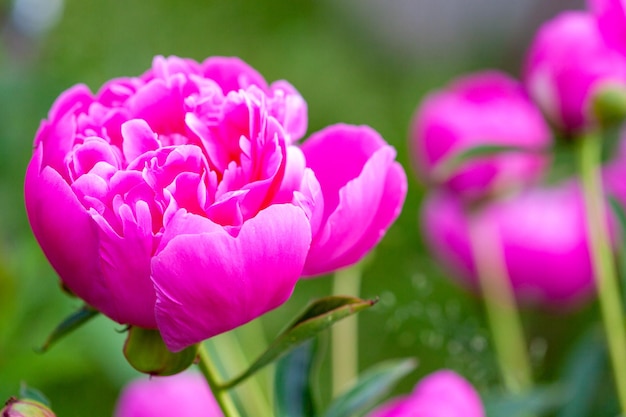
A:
432 144 546 182
221 295 377 389
19 383 51 407
35 305 99 353
556 327 606 417
323 358 417 417
274 339 319 417
484 386 565 417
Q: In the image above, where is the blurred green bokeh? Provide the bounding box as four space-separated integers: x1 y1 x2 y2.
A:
0 1 596 416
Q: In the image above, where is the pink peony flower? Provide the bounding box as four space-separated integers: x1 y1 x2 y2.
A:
367 370 485 417
25 55 406 351
588 0 626 56
114 372 223 417
524 11 626 133
421 182 596 307
410 70 551 201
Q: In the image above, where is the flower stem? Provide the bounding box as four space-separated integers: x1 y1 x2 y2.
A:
331 263 362 396
578 130 626 414
197 343 242 417
469 217 533 394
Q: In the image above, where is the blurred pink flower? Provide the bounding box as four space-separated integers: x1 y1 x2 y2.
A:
367 370 484 417
114 373 223 417
25 55 406 351
588 0 626 56
410 70 551 201
421 182 596 307
524 11 626 133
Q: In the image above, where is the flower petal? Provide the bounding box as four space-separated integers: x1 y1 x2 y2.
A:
152 204 311 351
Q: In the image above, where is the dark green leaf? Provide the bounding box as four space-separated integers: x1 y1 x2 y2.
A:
221 296 377 389
35 305 99 353
323 358 416 417
484 386 565 417
556 327 606 417
432 144 546 182
19 383 51 407
274 339 319 417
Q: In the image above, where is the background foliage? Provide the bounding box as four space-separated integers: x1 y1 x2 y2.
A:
0 1 597 416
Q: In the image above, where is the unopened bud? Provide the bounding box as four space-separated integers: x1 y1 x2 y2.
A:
123 327 198 376
591 82 626 127
1 397 56 417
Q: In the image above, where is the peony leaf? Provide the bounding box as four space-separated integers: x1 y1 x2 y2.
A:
19 383 51 407
274 339 320 417
322 358 416 417
220 295 377 389
483 386 565 417
432 144 547 182
36 305 99 353
556 327 607 417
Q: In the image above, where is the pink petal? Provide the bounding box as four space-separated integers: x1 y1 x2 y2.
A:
201 56 268 93
24 148 107 311
301 124 406 275
152 204 311 351
121 119 160 164
114 372 223 417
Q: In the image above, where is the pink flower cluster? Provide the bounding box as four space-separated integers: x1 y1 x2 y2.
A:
412 0 626 307
25 56 407 351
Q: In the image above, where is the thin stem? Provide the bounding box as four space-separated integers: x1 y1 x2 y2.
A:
197 343 242 417
331 263 363 396
578 130 626 414
213 328 273 417
469 217 533 394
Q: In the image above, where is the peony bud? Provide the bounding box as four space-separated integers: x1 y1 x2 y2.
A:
591 82 626 126
123 326 198 376
421 182 596 308
524 11 626 133
1 398 56 417
410 70 551 202
367 370 484 417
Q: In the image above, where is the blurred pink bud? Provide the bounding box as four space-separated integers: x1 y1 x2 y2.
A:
524 11 626 133
114 373 223 417
421 182 596 308
367 370 484 417
588 0 626 56
410 71 551 201
24 55 406 351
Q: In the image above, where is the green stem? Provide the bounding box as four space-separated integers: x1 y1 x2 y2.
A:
197 343 242 417
469 217 533 394
331 264 363 396
578 130 626 414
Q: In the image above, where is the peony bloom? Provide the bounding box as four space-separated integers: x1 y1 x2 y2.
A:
25 55 406 351
410 70 551 202
114 372 223 417
421 182 596 307
588 0 626 56
524 11 626 133
367 370 484 417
